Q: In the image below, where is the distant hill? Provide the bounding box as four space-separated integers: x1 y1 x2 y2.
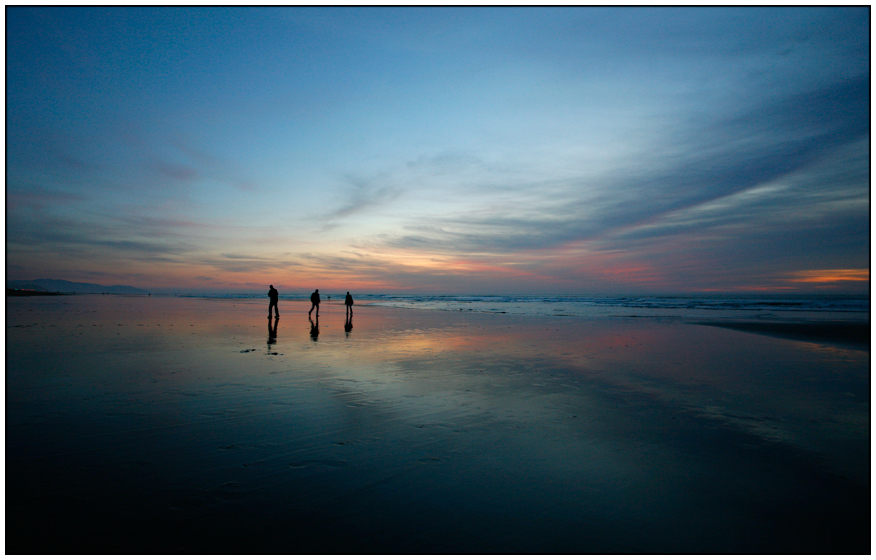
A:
6 279 149 295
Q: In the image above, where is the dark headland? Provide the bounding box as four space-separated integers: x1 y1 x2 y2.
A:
6 278 148 295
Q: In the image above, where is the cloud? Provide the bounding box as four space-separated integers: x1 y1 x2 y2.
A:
405 151 494 176
6 185 87 210
580 76 869 236
5 200 212 269
362 75 869 260
300 73 868 294
151 160 199 182
789 269 869 283
196 254 303 274
325 174 403 220
9 219 195 263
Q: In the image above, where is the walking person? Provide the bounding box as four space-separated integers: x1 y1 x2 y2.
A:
268 285 279 319
309 289 320 317
344 292 354 315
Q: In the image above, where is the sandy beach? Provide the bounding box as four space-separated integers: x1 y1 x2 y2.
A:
6 294 870 554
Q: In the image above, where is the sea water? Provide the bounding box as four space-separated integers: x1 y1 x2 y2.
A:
170 292 869 321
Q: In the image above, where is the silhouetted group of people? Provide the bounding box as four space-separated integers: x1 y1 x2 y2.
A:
266 286 355 341
267 286 354 318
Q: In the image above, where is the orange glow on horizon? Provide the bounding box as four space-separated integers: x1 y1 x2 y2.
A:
788 269 869 283
711 286 798 292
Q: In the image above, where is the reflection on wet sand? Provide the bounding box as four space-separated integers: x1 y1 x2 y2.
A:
267 316 278 345
5 296 869 554
309 315 319 341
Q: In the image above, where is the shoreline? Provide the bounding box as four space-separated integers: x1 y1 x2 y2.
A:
8 291 869 349
6 288 71 296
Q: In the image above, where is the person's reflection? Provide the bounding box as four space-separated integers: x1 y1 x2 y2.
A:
267 316 279 347
309 315 319 341
344 314 353 337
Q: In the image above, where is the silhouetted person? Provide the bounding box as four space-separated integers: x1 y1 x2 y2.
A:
268 316 278 346
345 292 354 314
309 289 320 316
268 285 279 318
309 315 319 341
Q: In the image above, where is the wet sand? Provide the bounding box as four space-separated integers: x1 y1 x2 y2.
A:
699 320 870 350
6 295 870 554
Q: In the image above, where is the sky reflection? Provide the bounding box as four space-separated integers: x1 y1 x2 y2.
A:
6 295 869 553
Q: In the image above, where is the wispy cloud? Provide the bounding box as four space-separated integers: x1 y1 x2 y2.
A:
368 77 868 258
196 254 303 274
325 174 403 221
151 160 199 182
7 185 87 210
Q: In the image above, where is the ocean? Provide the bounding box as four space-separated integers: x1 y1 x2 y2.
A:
169 292 869 321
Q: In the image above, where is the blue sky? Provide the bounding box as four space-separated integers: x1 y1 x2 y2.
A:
6 6 870 293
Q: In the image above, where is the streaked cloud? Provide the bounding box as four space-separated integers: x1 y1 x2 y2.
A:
789 269 869 283
325 175 404 221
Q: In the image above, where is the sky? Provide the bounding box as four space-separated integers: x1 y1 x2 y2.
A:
6 6 871 294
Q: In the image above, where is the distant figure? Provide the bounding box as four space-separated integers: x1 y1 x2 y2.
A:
309 289 320 316
309 315 319 341
345 292 354 315
268 285 279 318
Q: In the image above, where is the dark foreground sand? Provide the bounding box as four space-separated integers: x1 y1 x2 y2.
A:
6 295 870 554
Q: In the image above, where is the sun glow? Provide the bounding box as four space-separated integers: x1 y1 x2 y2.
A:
789 269 869 283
